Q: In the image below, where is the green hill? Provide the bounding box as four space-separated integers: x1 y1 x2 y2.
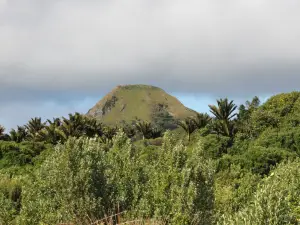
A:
87 84 197 127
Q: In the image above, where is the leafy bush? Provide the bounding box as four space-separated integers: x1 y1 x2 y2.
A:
215 164 260 215
16 131 216 225
218 159 300 225
18 137 107 225
219 146 297 176
0 141 52 169
0 173 22 225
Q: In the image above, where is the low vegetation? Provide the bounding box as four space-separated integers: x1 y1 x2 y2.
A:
1 91 300 224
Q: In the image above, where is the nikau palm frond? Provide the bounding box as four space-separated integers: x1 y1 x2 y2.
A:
192 113 211 129
0 125 5 137
135 121 153 140
209 98 237 121
177 118 197 142
10 126 28 143
209 98 237 137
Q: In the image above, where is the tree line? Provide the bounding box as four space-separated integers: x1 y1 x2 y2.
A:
0 97 261 145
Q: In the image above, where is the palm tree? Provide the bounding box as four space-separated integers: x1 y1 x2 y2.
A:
103 126 118 141
0 125 9 141
246 96 260 109
121 123 136 139
209 98 237 137
135 121 153 140
84 117 103 138
150 127 163 139
58 113 85 141
210 119 236 137
209 98 237 121
0 125 5 137
238 96 260 121
177 118 197 142
38 118 62 144
25 117 46 141
192 113 211 129
10 126 28 143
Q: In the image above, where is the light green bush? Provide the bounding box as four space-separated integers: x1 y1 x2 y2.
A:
15 131 216 225
18 137 107 225
218 159 300 225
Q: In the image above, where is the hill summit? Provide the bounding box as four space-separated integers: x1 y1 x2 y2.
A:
87 84 197 128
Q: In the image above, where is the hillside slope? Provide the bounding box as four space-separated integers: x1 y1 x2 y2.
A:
87 84 197 126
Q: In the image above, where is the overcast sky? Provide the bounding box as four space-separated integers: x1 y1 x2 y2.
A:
0 0 300 130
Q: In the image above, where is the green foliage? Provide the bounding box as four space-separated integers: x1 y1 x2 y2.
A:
37 118 62 144
237 96 260 122
192 113 211 129
218 159 300 225
0 174 22 225
215 164 261 215
0 125 5 137
201 134 231 158
0 141 53 169
209 98 237 137
2 91 300 224
209 98 237 121
177 117 197 142
18 137 107 225
14 132 215 224
253 127 300 155
25 117 46 141
9 126 28 143
219 146 296 176
132 132 215 224
135 121 153 140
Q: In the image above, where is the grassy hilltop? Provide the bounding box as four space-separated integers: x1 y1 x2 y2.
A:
87 84 197 127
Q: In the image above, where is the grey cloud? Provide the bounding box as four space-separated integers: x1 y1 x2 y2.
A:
0 0 300 95
1 0 300 98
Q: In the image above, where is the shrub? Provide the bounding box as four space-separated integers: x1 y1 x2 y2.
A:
17 132 216 225
218 159 300 225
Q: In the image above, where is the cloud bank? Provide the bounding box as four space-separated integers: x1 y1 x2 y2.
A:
1 0 300 97
0 0 300 128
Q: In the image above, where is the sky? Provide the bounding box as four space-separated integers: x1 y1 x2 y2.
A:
0 0 300 130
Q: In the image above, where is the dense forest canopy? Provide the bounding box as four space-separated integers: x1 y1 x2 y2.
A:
0 91 300 224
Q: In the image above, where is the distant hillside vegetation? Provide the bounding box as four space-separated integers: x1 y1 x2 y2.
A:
87 84 197 128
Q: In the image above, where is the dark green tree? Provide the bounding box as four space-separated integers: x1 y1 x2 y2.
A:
9 126 28 143
57 113 85 141
25 117 46 142
103 126 118 142
135 121 153 140
149 127 163 139
209 98 237 121
192 113 211 129
209 98 237 137
177 118 197 142
238 96 260 121
38 118 62 144
121 123 136 139
0 125 5 137
83 117 103 138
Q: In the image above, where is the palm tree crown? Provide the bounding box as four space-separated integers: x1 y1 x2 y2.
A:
177 118 197 142
192 113 211 129
25 117 46 141
209 98 237 121
0 125 5 137
209 98 237 137
135 121 153 140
